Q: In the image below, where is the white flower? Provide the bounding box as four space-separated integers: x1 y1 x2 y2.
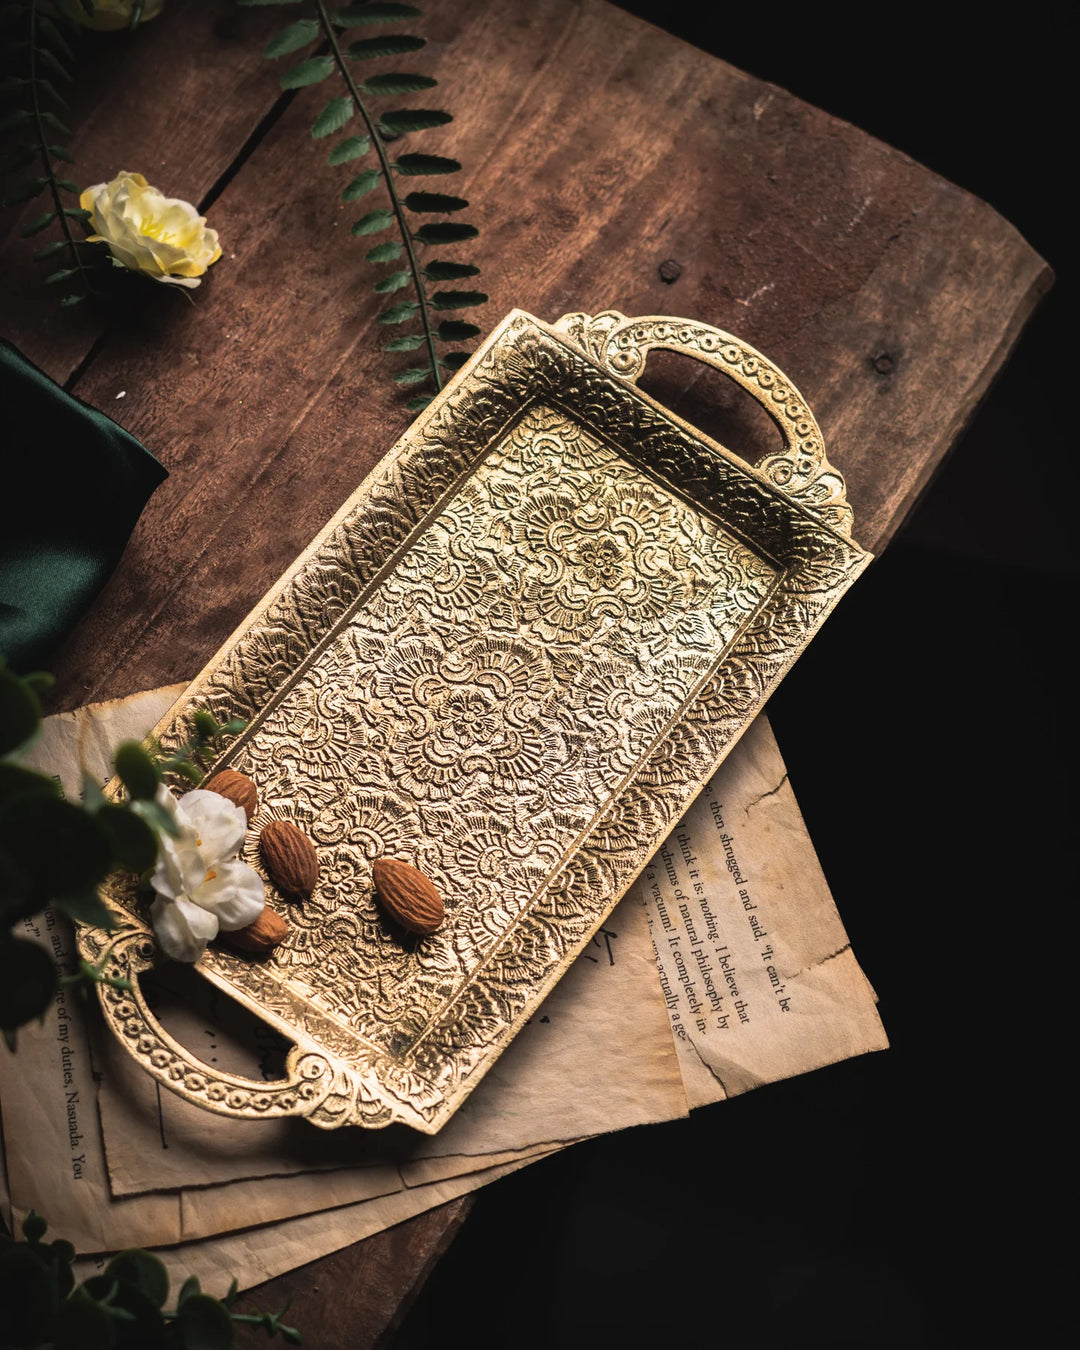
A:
80 171 222 288
150 787 264 962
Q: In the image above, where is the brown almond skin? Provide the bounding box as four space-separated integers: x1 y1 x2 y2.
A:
372 858 444 936
225 905 289 955
260 820 319 896
204 769 258 823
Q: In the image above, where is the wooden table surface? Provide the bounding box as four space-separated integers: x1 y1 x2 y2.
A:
0 1 1051 1344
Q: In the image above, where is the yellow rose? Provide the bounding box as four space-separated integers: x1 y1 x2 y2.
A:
80 171 222 289
68 0 163 30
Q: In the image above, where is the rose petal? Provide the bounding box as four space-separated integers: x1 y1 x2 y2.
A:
175 789 246 866
191 860 265 930
150 894 219 962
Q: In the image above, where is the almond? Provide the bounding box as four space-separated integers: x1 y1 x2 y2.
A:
204 769 258 823
224 905 289 955
260 820 319 896
372 858 445 936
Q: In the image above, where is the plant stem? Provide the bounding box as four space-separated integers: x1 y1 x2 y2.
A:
314 0 442 393
27 0 91 293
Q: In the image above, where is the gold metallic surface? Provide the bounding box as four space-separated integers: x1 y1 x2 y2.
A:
79 310 870 1133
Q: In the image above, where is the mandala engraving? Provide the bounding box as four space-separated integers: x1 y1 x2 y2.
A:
87 310 868 1132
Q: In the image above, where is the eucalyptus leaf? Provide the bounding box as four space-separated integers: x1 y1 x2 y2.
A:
3 177 49 206
172 1292 233 1350
431 289 487 309
405 394 434 412
20 209 56 236
96 805 159 874
423 260 480 280
404 190 468 213
131 798 180 839
23 1211 48 1243
362 72 437 96
351 208 395 235
379 108 452 135
105 1249 170 1309
262 17 318 58
64 207 92 221
365 239 402 262
53 1286 116 1350
0 762 61 810
0 664 42 756
55 177 79 192
334 2 421 24
114 741 160 801
414 221 478 244
177 1275 201 1306
392 153 462 176
327 134 369 165
0 797 112 896
279 54 334 89
378 301 420 324
341 168 381 201
312 95 354 138
441 350 471 370
54 889 114 930
346 33 426 59
373 269 411 292
0 937 56 1032
49 143 75 162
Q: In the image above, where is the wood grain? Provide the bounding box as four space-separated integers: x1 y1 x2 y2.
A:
0 0 1051 1344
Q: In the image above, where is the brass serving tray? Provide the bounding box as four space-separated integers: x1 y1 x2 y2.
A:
81 310 870 1133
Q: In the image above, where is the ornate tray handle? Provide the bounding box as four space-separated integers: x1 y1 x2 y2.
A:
90 926 341 1123
555 311 854 536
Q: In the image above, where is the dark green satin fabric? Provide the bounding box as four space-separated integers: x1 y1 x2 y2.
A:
0 340 167 673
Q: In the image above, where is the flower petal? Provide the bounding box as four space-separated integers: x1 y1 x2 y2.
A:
191 860 265 930
150 895 218 962
175 790 246 866
151 823 204 901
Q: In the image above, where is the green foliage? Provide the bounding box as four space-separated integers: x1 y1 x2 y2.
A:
254 0 486 406
0 1 108 306
0 1213 303 1347
0 655 247 1042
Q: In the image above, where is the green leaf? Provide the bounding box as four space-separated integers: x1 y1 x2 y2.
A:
238 0 303 5
414 221 478 244
51 1238 77 1264
404 191 468 213
34 238 70 261
115 741 161 800
0 108 33 135
49 143 75 163
81 771 106 813
431 289 487 309
392 153 462 176
0 664 42 755
172 1292 234 1350
424 260 480 280
54 889 114 929
384 333 424 351
60 292 87 308
104 1250 170 1309
437 319 481 341
312 95 354 138
405 394 434 412
378 301 420 324
131 797 180 839
41 110 73 136
441 350 471 371
0 144 38 174
0 762 61 811
263 17 318 57
341 168 380 201
327 135 370 164
39 14 77 64
38 78 69 108
81 1275 166 1349
55 177 79 193
0 938 56 1032
393 365 432 386
178 1275 201 1307
3 177 49 206
23 1210 47 1242
0 1241 59 1345
96 805 159 874
279 54 334 89
53 1285 116 1350
379 108 452 134
351 208 395 235
334 2 421 24
192 710 218 739
346 33 426 59
21 210 57 236
373 269 411 292
365 239 402 262
64 207 93 221
362 72 437 96
36 45 72 82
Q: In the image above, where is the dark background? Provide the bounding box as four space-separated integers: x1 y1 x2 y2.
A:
396 8 1069 1349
